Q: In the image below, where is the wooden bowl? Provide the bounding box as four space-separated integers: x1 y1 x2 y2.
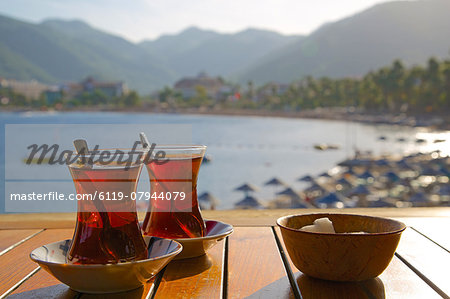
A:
277 213 406 281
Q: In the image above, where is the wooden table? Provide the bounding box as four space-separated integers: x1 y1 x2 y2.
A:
1 208 449 299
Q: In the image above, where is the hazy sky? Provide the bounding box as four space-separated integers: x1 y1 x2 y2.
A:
0 0 399 42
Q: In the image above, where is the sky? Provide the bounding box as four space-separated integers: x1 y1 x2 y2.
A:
0 0 400 42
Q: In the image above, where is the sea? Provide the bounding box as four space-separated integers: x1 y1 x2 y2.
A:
1 111 449 211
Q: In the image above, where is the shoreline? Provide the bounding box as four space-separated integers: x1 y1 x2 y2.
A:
2 106 449 131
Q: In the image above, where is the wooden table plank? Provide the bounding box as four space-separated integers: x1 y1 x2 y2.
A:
0 229 43 255
227 227 295 298
378 258 442 299
0 229 73 297
274 227 441 299
80 279 156 299
400 217 450 251
396 227 450 297
10 267 157 299
154 239 225 299
10 268 73 297
9 279 77 299
2 208 449 228
0 213 76 229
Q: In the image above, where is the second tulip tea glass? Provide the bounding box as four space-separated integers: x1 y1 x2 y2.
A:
142 145 207 239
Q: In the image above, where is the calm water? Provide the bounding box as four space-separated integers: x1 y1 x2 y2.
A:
1 111 449 210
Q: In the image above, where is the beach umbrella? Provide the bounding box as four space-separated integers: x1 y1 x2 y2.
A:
290 201 314 209
439 167 450 177
358 170 374 180
344 199 359 208
234 183 258 196
433 157 448 165
277 187 301 199
397 178 412 188
348 185 371 197
347 184 371 207
234 183 258 192
315 192 343 204
319 172 332 178
264 177 286 187
383 171 400 182
409 192 430 207
337 159 354 167
304 183 326 194
368 199 395 208
396 159 413 170
235 195 263 209
198 192 219 210
298 175 314 182
342 168 356 176
375 159 390 167
276 187 311 208
338 158 371 167
265 177 287 201
420 167 444 177
433 158 450 174
314 192 345 209
433 184 450 196
336 178 352 188
415 138 426 144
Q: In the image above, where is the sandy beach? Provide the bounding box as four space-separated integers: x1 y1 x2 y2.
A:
4 106 449 131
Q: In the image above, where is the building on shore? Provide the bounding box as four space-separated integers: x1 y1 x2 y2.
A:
61 77 128 99
174 72 229 100
0 77 128 104
0 78 52 100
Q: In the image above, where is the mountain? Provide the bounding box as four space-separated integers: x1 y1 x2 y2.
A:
0 15 298 93
237 0 450 84
0 15 175 93
40 20 176 91
140 27 221 59
1 0 450 93
139 27 300 78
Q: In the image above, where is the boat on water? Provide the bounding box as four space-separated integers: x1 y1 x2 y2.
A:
203 154 213 163
314 144 340 151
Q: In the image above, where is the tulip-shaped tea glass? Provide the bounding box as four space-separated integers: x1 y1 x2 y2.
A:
67 149 148 264
142 145 206 239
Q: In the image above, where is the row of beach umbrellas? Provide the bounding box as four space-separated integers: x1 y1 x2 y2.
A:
232 175 372 209
233 177 314 209
212 151 449 210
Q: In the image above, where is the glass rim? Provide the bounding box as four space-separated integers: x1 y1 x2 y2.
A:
145 145 206 157
68 148 146 157
67 148 145 169
68 145 206 156
149 144 207 150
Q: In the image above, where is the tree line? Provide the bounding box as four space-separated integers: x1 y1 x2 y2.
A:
1 56 449 115
0 88 141 109
238 57 450 114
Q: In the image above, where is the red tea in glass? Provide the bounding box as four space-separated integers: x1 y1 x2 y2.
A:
142 145 206 239
67 151 148 264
